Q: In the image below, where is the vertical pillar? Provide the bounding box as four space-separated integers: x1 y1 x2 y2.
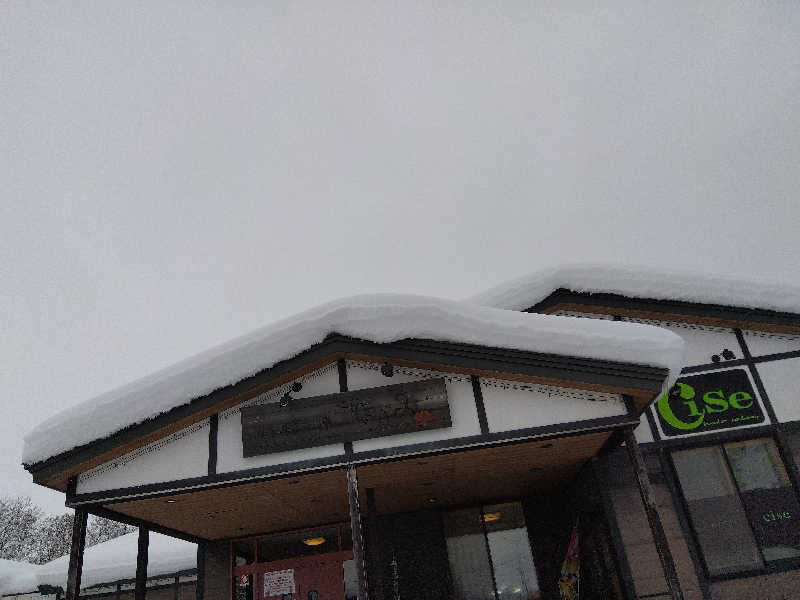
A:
365 488 384 600
623 428 683 600
65 509 88 600
115 583 121 600
134 527 149 600
173 575 180 600
195 543 206 600
347 466 369 600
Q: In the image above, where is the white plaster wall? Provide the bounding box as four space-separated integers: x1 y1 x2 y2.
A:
480 378 626 433
621 317 741 367
347 361 481 452
755 357 800 422
742 330 800 356
216 362 346 473
634 418 655 443
76 420 210 494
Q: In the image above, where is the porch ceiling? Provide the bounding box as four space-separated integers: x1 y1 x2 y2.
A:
105 430 611 541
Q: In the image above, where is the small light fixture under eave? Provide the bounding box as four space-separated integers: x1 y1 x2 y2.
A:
482 512 501 523
303 537 326 546
165 499 177 504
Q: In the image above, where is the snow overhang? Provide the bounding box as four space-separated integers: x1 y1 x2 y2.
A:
24 294 684 491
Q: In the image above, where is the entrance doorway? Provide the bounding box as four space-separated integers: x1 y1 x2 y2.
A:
232 523 354 600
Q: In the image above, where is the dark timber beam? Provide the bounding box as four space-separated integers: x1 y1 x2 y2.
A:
196 543 205 600
347 466 369 600
365 488 385 600
134 527 149 600
623 428 683 600
65 508 88 600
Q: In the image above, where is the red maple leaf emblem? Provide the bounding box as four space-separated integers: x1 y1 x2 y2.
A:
414 409 434 427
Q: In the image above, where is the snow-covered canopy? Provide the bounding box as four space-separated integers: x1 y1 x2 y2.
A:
0 559 39 596
34 531 196 593
466 263 800 314
24 293 685 465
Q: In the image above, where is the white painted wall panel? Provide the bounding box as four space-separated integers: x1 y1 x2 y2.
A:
347 361 481 452
742 330 800 357
216 363 346 473
480 378 625 433
755 357 800 422
76 420 210 494
621 318 740 367
634 418 655 443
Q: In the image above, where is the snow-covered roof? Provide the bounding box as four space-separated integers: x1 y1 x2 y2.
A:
35 531 196 592
466 264 800 314
0 559 39 596
24 293 684 465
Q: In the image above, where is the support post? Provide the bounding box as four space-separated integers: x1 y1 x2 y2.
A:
134 527 149 600
365 488 385 600
65 509 88 600
196 543 206 600
347 465 369 600
173 575 180 600
623 428 683 600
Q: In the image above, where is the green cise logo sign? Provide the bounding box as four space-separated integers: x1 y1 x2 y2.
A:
655 369 764 437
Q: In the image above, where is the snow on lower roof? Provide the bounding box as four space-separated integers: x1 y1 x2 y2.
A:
35 531 196 592
0 559 39 596
466 263 800 314
23 293 684 465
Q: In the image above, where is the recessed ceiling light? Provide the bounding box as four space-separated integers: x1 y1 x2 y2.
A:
426 497 438 504
302 537 326 546
165 499 177 504
482 512 501 523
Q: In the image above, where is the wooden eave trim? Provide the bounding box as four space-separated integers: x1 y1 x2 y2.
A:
532 289 800 334
26 334 668 491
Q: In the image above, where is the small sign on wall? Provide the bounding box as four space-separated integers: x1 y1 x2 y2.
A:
655 369 765 437
241 378 451 456
263 569 295 596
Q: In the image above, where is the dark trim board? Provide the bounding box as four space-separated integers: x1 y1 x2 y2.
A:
67 412 639 507
28 334 667 487
529 289 800 331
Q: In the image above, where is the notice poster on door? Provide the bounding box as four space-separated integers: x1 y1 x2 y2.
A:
263 569 295 596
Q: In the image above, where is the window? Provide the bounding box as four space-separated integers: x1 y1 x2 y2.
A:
672 438 800 577
443 502 540 600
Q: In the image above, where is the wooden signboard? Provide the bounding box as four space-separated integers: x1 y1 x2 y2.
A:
241 378 451 456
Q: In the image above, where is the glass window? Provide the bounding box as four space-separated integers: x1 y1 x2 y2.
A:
443 503 540 600
672 438 800 576
342 559 359 600
233 540 256 566
672 446 763 575
443 507 496 600
724 439 800 562
483 503 539 600
257 527 340 563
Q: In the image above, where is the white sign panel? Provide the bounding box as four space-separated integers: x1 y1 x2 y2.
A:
263 569 295 596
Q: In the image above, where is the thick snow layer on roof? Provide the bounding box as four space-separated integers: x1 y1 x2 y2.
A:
36 532 196 591
24 293 684 464
0 559 39 595
466 264 800 314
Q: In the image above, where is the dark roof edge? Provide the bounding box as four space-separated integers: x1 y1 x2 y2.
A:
529 289 800 329
26 333 668 484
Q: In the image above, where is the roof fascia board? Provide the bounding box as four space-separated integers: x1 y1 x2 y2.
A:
27 334 667 487
531 289 800 333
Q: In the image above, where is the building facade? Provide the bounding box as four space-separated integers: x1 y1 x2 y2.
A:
22 271 800 600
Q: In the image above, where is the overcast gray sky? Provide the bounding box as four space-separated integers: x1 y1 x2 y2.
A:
2 2 799 514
